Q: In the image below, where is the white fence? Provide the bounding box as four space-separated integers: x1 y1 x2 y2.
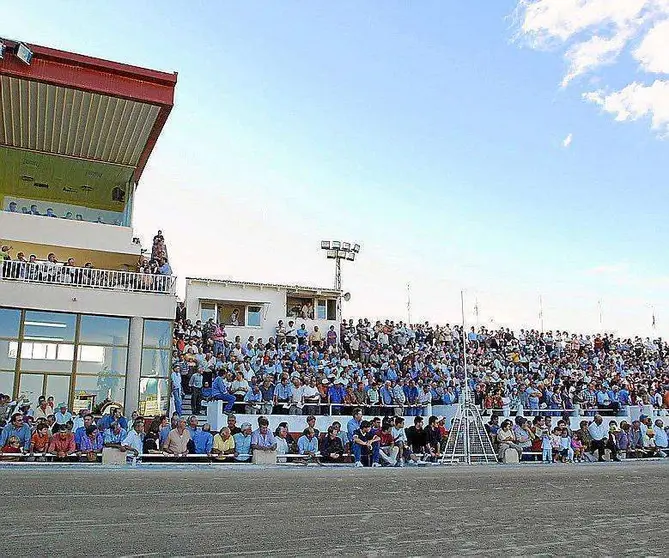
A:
0 260 176 294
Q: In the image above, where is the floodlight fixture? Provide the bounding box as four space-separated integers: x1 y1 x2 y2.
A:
321 240 331 250
331 241 341 250
342 242 351 251
326 249 337 259
353 243 361 253
15 42 33 65
345 252 356 261
337 250 347 259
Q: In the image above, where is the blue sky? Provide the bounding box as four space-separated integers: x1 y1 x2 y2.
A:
2 1 669 334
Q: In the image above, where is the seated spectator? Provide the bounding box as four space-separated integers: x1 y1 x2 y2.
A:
497 419 522 461
48 425 77 460
143 428 161 455
212 427 236 460
54 403 73 426
192 423 214 455
98 407 128 432
653 419 668 454
251 417 276 453
588 414 620 462
227 414 241 435
78 425 103 461
0 413 31 450
378 422 398 466
163 418 190 457
103 421 127 447
211 370 236 414
424 415 442 461
275 426 291 461
74 414 95 449
0 436 22 460
243 384 263 414
34 396 54 420
406 416 429 460
297 427 321 464
233 423 253 462
121 419 146 461
29 422 51 456
352 420 380 467
321 426 345 462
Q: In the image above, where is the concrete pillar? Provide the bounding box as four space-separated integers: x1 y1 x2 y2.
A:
124 316 143 414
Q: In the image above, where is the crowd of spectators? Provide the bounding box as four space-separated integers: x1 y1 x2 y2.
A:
171 315 669 421
0 231 172 291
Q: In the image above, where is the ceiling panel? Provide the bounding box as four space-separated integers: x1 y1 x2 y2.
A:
0 75 160 166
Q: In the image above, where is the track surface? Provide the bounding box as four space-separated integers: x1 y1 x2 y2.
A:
0 462 666 557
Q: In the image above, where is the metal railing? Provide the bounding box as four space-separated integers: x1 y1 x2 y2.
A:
0 260 176 294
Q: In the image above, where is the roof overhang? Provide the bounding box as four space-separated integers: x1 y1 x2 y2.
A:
0 39 176 184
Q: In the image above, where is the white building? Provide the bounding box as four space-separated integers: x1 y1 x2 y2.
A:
0 40 177 416
185 277 341 343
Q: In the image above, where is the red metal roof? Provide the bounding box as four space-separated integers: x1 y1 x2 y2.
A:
0 39 177 183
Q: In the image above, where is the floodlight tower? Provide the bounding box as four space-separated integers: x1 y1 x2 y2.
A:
320 241 360 321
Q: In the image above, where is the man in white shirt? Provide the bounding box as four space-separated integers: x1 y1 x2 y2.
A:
588 415 619 462
121 419 145 462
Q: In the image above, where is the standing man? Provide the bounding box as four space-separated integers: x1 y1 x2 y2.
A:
171 364 184 416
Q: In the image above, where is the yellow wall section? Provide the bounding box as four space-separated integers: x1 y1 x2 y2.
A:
0 146 133 212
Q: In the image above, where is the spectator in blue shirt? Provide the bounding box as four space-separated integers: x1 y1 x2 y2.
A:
74 414 96 450
233 423 253 461
0 413 31 450
192 424 214 454
274 376 293 410
328 380 346 414
98 407 128 432
103 422 128 447
297 427 320 462
346 408 363 443
211 370 236 413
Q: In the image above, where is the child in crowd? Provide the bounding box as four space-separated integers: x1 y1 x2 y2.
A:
0 435 22 461
550 427 562 462
541 426 552 463
559 428 574 463
571 434 584 462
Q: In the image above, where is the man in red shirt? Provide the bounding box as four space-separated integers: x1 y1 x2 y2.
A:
48 426 76 460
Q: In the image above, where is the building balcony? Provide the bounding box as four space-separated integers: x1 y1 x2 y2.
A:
0 260 176 320
0 210 142 270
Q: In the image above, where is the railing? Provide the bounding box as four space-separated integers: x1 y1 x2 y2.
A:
0 260 176 294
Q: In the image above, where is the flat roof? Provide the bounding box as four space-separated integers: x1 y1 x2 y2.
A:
0 38 176 184
186 277 341 296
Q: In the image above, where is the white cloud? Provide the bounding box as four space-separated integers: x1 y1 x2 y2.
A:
515 0 669 133
584 80 669 132
561 30 632 86
562 132 573 147
634 18 669 73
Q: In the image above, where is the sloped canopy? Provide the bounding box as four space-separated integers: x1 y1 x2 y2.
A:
0 39 177 186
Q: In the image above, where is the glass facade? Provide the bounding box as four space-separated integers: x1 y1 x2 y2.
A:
139 319 172 416
0 307 129 412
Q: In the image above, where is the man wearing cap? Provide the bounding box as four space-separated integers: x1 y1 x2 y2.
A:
328 379 346 415
54 403 73 426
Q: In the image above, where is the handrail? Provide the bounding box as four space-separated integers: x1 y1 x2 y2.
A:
0 260 175 294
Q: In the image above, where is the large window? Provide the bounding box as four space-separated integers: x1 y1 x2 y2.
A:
140 320 173 415
199 302 265 327
0 307 130 411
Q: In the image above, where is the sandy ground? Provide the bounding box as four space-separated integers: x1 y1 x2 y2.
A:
0 461 666 557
